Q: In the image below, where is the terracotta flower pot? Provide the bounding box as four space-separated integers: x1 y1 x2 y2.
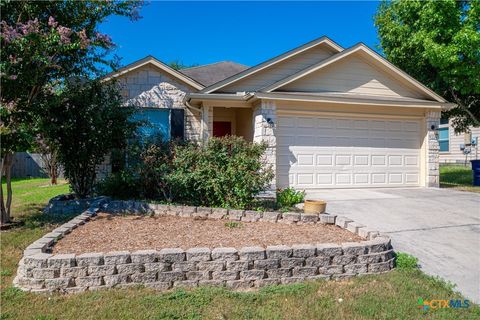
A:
304 200 327 214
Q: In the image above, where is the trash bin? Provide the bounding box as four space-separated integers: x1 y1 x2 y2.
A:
471 160 480 186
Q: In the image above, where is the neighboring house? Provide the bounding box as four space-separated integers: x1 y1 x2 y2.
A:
438 120 480 164
106 36 454 190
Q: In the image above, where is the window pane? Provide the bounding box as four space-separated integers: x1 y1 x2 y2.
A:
133 109 170 140
439 140 449 152
440 118 449 125
439 127 449 140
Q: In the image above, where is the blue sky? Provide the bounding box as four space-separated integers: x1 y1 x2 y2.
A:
100 1 382 68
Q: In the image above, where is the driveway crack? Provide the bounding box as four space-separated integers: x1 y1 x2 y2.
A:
385 223 480 234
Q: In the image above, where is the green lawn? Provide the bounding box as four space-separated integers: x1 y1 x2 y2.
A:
1 178 479 320
440 164 480 193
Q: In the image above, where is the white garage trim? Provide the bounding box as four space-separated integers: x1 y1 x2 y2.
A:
276 113 424 189
278 109 423 120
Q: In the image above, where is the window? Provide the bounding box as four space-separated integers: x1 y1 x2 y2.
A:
134 108 170 140
132 108 184 141
439 127 449 152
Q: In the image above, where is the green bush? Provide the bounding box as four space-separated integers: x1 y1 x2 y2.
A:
395 252 419 270
170 136 274 209
96 170 141 200
276 187 305 208
97 136 274 209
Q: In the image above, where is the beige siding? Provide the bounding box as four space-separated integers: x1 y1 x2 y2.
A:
440 123 480 163
219 46 336 93
236 108 253 141
279 53 425 99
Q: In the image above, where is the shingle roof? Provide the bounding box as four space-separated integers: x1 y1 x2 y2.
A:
180 61 249 87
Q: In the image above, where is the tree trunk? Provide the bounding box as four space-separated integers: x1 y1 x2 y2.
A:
1 152 14 226
51 171 57 185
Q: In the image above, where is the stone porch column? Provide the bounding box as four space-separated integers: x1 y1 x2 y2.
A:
201 105 212 143
426 111 441 187
253 100 277 193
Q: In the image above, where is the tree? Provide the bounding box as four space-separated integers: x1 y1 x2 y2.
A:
168 60 199 70
35 135 60 185
374 0 480 132
39 79 137 198
0 0 143 225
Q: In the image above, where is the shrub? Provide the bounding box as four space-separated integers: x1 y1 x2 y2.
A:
170 136 274 209
97 136 273 209
395 252 419 270
96 170 141 200
139 139 180 202
277 187 305 208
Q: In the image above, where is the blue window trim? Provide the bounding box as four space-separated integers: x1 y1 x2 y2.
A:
438 127 449 152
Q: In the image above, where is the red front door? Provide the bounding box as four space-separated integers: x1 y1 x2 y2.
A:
213 121 232 137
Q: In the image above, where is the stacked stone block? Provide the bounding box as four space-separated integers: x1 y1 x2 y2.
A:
15 198 395 293
15 237 393 293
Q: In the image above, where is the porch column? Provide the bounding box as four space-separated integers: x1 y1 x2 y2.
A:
201 105 212 142
426 111 441 187
253 100 277 193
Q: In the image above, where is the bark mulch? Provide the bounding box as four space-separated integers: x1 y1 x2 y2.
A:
53 213 363 254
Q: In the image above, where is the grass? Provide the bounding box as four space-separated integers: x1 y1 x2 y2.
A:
440 164 480 193
1 178 479 319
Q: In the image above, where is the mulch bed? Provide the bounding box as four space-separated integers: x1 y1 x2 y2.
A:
53 213 363 254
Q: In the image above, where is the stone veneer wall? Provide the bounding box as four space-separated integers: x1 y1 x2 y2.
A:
253 101 277 192
15 198 394 293
426 111 441 187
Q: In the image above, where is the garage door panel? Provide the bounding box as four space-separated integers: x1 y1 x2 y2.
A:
354 155 369 165
277 115 422 189
317 174 334 185
354 173 369 184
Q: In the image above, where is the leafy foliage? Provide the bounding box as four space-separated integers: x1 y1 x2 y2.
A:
170 136 274 209
168 60 199 70
39 79 137 198
0 0 143 224
276 187 305 208
98 136 274 209
375 0 480 132
395 252 419 270
224 221 243 229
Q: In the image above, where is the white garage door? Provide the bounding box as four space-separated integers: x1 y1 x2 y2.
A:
277 115 422 189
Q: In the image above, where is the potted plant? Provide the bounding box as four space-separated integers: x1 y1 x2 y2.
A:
304 199 327 214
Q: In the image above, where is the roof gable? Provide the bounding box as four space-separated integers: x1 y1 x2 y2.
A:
201 36 343 94
103 56 204 90
263 44 446 103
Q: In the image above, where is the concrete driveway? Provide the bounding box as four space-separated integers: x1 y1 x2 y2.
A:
305 188 480 303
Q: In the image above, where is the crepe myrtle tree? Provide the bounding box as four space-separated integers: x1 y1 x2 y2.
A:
375 0 480 132
39 79 138 198
0 0 142 225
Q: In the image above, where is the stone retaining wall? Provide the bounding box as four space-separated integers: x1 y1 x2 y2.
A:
43 195 107 215
14 198 394 293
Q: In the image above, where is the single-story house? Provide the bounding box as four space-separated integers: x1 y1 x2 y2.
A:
105 36 455 190
438 120 479 164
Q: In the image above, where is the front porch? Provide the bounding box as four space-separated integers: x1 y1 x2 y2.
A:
209 107 254 140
